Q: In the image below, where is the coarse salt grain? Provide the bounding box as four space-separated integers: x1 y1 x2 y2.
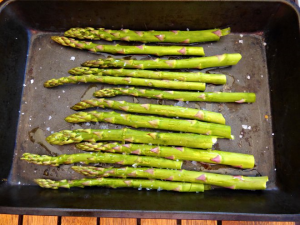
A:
247 75 251 79
48 116 52 120
242 125 248 129
70 56 75 61
239 40 243 44
46 127 50 131
30 79 34 84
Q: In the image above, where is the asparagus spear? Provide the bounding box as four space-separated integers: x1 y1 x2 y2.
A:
65 111 232 138
76 142 255 169
71 98 226 124
64 27 230 43
72 166 268 190
51 36 205 56
35 177 208 192
44 75 206 91
21 152 182 169
69 67 227 85
93 87 256 103
82 54 242 69
46 128 217 149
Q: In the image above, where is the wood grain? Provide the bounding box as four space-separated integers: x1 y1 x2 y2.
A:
61 216 97 225
0 214 19 225
223 222 295 225
23 215 58 225
182 220 217 225
141 219 177 225
100 217 137 225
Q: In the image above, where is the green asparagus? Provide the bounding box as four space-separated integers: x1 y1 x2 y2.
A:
44 75 206 91
82 54 242 69
76 142 255 169
72 166 268 190
68 67 227 85
65 111 232 138
35 177 208 192
46 128 217 149
64 27 230 43
51 36 205 56
93 87 256 103
21 152 182 169
71 98 226 124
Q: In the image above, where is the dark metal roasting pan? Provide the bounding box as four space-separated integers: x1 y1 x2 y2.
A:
0 0 299 221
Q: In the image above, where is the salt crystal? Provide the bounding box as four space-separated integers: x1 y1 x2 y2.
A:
35 87 37 90
239 40 243 44
261 75 264 78
30 79 34 84
40 67 42 69
46 127 50 131
23 84 26 87
186 101 189 104
274 168 276 171
239 135 243 138
85 122 91 126
191 161 197 166
70 56 75 61
247 75 251 79
272 133 274 136
264 42 267 46
62 90 65 93
51 131 54 134
187 28 189 31
21 112 24 115
48 116 52 120
240 34 243 38
58 96 60 98
248 126 251 130
266 146 269 149
39 48 41 50
237 79 239 82
174 101 184 107
242 125 248 129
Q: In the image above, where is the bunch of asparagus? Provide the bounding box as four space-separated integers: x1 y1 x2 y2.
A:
23 27 268 193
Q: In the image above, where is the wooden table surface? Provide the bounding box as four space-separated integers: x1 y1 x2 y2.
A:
0 215 297 225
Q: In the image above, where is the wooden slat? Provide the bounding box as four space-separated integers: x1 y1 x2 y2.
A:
0 214 19 225
141 219 177 225
223 222 295 225
61 216 97 225
100 217 137 225
23 215 58 225
182 220 217 225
